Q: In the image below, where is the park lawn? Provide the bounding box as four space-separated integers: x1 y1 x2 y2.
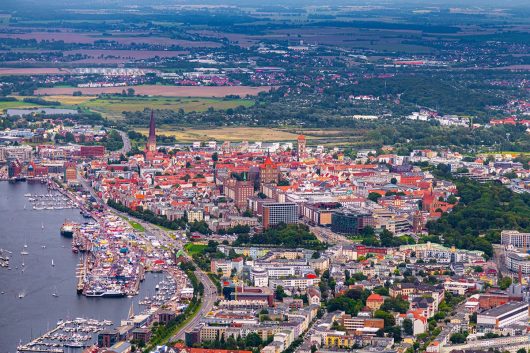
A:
129 221 145 232
184 243 208 256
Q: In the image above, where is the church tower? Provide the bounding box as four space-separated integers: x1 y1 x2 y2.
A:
297 134 306 159
146 111 157 153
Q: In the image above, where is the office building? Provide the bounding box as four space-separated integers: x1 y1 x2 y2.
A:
501 230 530 250
331 211 373 235
263 202 298 228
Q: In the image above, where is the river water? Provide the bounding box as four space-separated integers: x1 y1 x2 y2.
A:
0 182 160 353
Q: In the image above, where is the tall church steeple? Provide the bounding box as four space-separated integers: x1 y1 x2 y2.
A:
146 111 156 153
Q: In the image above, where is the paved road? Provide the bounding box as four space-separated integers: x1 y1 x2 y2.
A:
77 175 218 342
172 269 218 341
308 224 354 245
116 130 132 155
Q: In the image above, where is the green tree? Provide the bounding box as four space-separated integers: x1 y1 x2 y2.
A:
275 286 287 300
368 192 382 203
499 276 512 290
450 332 468 344
374 310 396 328
245 332 262 347
327 296 362 315
381 296 409 314
403 318 413 336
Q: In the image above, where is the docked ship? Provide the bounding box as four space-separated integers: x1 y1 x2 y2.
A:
60 222 75 237
85 288 125 298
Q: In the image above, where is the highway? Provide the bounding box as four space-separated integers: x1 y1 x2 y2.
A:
77 174 218 343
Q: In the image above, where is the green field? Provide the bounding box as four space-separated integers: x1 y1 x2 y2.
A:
0 100 42 111
1 95 254 119
80 97 253 114
184 243 208 256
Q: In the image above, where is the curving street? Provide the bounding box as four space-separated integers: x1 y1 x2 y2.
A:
116 129 132 155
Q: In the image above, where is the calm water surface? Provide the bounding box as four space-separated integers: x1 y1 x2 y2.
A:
0 182 160 353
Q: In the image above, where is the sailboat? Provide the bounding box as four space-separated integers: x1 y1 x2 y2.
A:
51 259 55 267
21 239 29 255
18 290 25 299
128 301 134 319
52 287 58 297
41 223 44 230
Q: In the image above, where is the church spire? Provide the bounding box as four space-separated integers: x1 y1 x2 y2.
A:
146 110 156 153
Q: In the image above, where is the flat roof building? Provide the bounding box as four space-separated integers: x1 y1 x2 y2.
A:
477 301 528 332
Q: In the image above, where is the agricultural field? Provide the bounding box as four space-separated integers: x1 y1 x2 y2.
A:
15 95 95 105
63 49 189 64
0 30 222 48
34 85 273 97
0 100 42 111
0 68 69 75
0 95 254 119
133 126 336 142
78 97 254 120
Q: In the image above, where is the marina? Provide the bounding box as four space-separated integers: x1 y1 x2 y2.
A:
24 193 77 211
0 182 163 353
17 318 113 353
138 276 179 308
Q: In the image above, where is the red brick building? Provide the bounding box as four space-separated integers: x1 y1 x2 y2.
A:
80 145 105 158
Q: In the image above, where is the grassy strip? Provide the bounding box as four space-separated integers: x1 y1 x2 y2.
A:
129 221 146 232
114 213 146 232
